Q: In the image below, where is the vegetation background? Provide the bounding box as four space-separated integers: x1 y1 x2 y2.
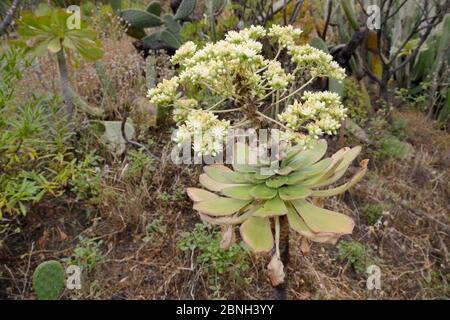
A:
0 0 449 299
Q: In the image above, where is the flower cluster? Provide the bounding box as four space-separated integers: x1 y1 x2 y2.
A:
224 25 267 43
146 76 179 107
278 91 347 139
173 109 231 156
170 41 197 65
279 130 310 146
173 98 198 123
175 31 266 99
268 24 302 48
288 44 346 80
146 25 349 156
264 61 294 91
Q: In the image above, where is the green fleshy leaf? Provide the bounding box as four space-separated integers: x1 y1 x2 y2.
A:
250 184 277 200
142 31 162 46
33 260 65 300
311 146 362 188
274 165 294 176
311 160 368 197
283 144 305 163
265 176 288 188
243 173 266 184
240 216 274 252
279 185 313 200
287 158 332 185
174 0 197 20
199 173 245 192
126 26 147 39
253 196 287 217
286 206 339 244
121 9 162 29
193 197 250 216
299 147 348 187
204 165 248 184
186 188 218 202
47 37 61 53
146 1 162 16
336 146 362 172
163 15 181 36
199 205 259 225
292 200 354 235
253 171 275 180
160 29 181 49
222 186 253 200
285 139 328 170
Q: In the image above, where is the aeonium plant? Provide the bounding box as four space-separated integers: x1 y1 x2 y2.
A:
187 140 368 296
147 25 368 297
13 3 103 118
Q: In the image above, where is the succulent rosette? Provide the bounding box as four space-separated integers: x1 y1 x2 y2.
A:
187 139 368 252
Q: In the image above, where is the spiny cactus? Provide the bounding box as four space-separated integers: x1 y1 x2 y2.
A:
187 139 368 289
32 260 65 300
112 0 197 50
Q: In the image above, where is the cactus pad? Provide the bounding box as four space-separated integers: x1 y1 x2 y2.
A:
32 260 65 300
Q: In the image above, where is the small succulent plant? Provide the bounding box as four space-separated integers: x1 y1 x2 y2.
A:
112 0 196 50
32 260 65 300
187 139 368 288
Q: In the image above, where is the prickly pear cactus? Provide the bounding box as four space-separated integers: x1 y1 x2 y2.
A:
114 0 197 50
32 260 65 300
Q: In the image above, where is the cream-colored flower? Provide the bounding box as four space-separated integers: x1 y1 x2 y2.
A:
264 61 294 91
268 25 303 48
173 109 230 156
278 91 347 140
288 44 346 80
171 41 197 65
147 77 179 107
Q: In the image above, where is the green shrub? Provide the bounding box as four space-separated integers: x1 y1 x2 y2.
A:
337 240 372 276
177 223 250 297
65 236 104 273
342 78 372 126
378 135 412 159
391 118 409 140
158 186 186 202
0 48 101 221
362 203 383 225
123 149 154 182
0 96 101 217
395 81 431 112
143 217 167 243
